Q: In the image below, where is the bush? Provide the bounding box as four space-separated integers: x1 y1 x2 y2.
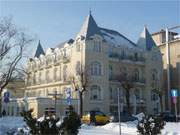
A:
137 115 165 135
21 106 81 135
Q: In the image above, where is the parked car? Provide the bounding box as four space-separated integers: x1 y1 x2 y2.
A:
109 112 138 122
82 110 110 125
159 111 177 122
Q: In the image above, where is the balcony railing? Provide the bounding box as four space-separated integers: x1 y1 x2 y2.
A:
109 53 145 63
109 75 146 84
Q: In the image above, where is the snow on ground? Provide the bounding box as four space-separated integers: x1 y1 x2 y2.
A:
0 116 25 135
0 116 180 135
79 121 138 135
162 122 180 135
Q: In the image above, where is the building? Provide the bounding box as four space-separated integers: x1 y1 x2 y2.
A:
152 30 180 114
1 79 25 116
7 13 163 118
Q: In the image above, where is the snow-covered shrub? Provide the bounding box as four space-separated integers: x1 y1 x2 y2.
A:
21 106 81 135
21 109 60 135
59 105 81 135
137 115 165 135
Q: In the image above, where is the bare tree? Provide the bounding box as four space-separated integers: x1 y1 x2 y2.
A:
0 17 33 115
70 64 90 118
117 73 134 115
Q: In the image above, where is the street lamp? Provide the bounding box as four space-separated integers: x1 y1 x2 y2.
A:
165 25 180 111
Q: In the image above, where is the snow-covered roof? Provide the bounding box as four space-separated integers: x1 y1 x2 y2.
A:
56 39 74 49
100 28 136 48
76 13 137 49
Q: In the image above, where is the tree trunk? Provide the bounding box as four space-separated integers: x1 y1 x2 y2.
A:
79 92 83 118
159 95 163 113
125 89 131 114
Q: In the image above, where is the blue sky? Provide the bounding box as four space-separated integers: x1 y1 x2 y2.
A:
1 1 180 51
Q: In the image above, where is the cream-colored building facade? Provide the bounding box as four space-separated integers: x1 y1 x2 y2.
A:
5 14 163 118
152 30 180 114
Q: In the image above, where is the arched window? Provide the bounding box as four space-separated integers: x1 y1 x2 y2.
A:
90 85 101 100
90 62 102 76
134 69 139 81
63 65 67 81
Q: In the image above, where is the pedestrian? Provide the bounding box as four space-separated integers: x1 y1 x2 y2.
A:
90 111 96 125
2 109 6 117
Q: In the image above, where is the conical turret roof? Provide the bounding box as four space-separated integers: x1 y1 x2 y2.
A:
34 40 45 58
76 13 102 39
137 26 156 51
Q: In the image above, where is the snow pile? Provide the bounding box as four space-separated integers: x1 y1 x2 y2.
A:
79 121 138 135
133 113 145 121
0 116 26 135
161 122 180 135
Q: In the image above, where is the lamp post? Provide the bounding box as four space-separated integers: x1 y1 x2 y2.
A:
165 25 180 111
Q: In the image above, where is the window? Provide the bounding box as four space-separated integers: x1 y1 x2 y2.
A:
90 85 101 100
90 62 102 76
38 72 41 83
33 73 36 84
108 47 113 57
122 67 127 79
152 69 158 81
134 53 138 61
151 91 158 101
76 42 80 52
46 70 50 82
76 61 81 75
93 41 101 52
109 87 113 100
134 69 139 81
54 68 58 81
109 65 113 79
63 65 67 81
134 89 140 100
59 65 61 80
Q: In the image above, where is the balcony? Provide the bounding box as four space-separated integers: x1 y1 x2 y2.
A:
109 75 146 85
109 53 145 65
62 56 70 63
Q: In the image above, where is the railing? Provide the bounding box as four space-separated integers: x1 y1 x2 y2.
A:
109 53 145 63
109 75 146 84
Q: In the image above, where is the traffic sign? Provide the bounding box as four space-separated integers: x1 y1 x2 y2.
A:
3 91 10 103
171 89 178 97
66 88 72 105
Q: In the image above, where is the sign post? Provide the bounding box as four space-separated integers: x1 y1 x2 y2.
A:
66 88 72 106
117 88 121 135
171 89 178 122
48 90 62 117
